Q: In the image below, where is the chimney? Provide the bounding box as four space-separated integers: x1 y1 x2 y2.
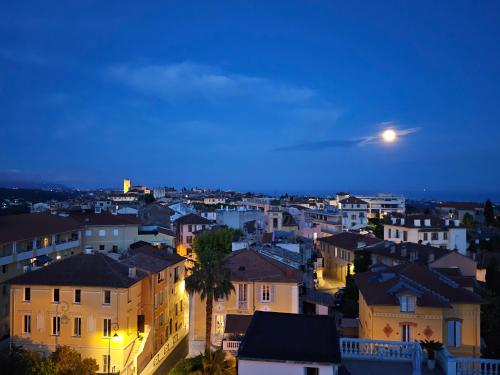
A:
128 267 137 278
400 218 405 226
401 245 407 257
414 219 421 227
428 252 435 264
424 219 431 227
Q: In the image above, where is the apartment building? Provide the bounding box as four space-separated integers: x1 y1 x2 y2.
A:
317 232 383 284
188 248 303 355
383 214 467 254
435 202 485 225
174 213 213 257
304 208 343 239
337 196 369 230
121 245 187 373
355 263 484 357
266 209 298 233
9 253 146 374
71 212 141 254
0 213 83 338
357 193 406 218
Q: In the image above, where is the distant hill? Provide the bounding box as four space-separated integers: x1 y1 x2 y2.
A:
0 187 80 203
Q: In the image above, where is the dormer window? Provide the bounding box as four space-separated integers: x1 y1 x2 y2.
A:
400 295 415 312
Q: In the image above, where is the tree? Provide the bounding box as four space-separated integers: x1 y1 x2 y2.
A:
462 212 475 230
144 193 155 205
192 228 241 257
50 346 98 375
191 349 235 375
354 251 371 274
187 232 235 353
485 199 495 227
486 259 500 296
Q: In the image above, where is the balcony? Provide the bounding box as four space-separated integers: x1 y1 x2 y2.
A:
222 340 240 353
238 301 249 310
55 239 80 252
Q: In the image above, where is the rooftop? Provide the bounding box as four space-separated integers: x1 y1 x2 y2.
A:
318 232 383 251
174 213 213 225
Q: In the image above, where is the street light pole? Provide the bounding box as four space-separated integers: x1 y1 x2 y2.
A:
107 336 111 375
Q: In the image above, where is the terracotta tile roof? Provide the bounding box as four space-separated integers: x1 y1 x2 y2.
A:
224 248 302 283
370 241 451 265
174 213 212 225
318 232 383 251
70 212 141 226
8 252 146 288
354 263 485 308
0 213 81 244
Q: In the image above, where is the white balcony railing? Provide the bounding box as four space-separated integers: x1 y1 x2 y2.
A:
340 338 422 375
222 340 240 352
435 346 500 375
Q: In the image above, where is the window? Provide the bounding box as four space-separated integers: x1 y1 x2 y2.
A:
73 317 81 337
99 245 105 251
261 284 271 302
74 289 81 304
400 295 415 312
103 290 111 305
401 324 412 342
403 231 408 242
431 232 439 241
98 229 106 237
23 315 31 334
175 303 178 316
395 229 400 238
157 271 165 283
85 229 92 237
443 232 448 240
53 288 60 303
273 218 278 228
2 265 7 274
24 287 30 302
305 367 319 375
388 229 392 238
238 284 248 309
113 229 119 236
52 316 61 336
103 318 111 337
112 245 118 252
447 320 462 347
423 233 428 241
102 355 110 374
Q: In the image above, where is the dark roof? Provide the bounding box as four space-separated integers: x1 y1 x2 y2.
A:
436 202 484 210
339 196 368 205
0 213 81 244
370 241 451 265
130 244 185 266
238 311 341 364
121 252 178 273
8 253 146 288
224 248 302 283
70 212 141 226
174 213 212 225
384 214 464 229
282 212 297 227
318 232 383 251
224 314 253 335
354 263 485 308
158 227 176 237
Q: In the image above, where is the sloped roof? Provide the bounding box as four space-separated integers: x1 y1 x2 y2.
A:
238 311 341 364
174 213 212 225
224 248 302 283
339 196 368 205
130 244 185 266
70 212 141 226
318 232 382 250
370 241 450 265
0 213 81 243
8 253 146 288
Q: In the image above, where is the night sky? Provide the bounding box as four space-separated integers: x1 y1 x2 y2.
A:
1 1 499 198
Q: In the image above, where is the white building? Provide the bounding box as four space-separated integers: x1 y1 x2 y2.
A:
337 196 369 230
383 214 467 255
357 193 406 218
216 206 264 230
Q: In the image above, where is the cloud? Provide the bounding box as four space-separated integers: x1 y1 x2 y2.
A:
275 126 420 152
106 61 316 103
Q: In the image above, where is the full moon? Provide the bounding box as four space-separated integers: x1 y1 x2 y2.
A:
381 128 397 143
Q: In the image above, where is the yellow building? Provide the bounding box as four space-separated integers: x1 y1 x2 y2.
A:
318 232 382 284
188 248 302 355
124 178 131 194
0 213 83 338
9 252 145 374
355 263 484 357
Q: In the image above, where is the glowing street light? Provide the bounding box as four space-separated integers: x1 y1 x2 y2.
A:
381 128 397 143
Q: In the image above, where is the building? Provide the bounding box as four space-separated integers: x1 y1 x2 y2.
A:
71 212 141 254
121 245 187 373
188 248 303 355
203 197 226 205
9 253 146 374
383 214 467 254
138 202 174 227
237 311 341 375
215 206 264 230
357 193 406 218
0 213 83 338
435 202 485 225
304 208 343 239
174 213 214 257
355 263 484 357
317 232 383 284
137 226 176 248
123 178 131 194
337 196 369 230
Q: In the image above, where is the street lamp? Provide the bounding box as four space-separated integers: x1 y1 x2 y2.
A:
106 330 120 374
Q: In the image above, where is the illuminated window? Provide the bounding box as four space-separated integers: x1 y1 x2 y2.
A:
98 229 106 237
103 318 111 337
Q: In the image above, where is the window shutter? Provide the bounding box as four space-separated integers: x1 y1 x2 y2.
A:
447 321 455 346
257 284 262 303
88 316 95 333
37 312 44 331
456 321 461 347
408 296 415 312
271 285 275 303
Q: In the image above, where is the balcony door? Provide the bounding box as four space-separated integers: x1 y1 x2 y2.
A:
238 284 248 310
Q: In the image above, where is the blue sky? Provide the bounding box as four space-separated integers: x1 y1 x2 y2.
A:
1 1 500 198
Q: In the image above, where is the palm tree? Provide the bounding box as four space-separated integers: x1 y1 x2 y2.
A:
190 349 235 375
186 244 234 353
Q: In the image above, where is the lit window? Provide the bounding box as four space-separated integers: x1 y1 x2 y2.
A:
85 230 92 237
113 229 119 237
103 318 111 337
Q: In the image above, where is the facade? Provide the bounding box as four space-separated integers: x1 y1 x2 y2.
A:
237 311 341 375
216 207 263 230
304 209 343 239
0 213 83 338
317 232 383 284
189 248 302 355
174 213 213 257
383 214 467 254
337 196 369 230
9 253 146 374
435 202 485 225
203 197 226 205
355 263 484 357
71 212 141 254
357 193 406 218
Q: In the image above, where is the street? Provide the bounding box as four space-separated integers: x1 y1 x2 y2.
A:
152 335 189 375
